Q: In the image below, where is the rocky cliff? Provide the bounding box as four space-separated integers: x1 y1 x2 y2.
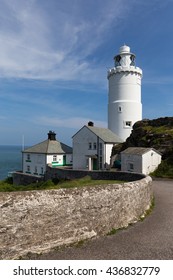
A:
112 117 173 176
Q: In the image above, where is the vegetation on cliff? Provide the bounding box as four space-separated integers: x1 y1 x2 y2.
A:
112 117 173 178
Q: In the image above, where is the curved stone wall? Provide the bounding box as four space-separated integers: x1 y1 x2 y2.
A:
0 176 152 259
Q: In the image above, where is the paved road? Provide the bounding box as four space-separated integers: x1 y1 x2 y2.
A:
31 180 173 260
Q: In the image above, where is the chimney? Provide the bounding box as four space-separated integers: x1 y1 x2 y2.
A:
48 130 56 140
88 121 94 127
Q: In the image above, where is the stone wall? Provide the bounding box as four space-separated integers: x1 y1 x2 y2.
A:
13 168 146 186
45 167 146 181
0 176 152 259
13 172 44 185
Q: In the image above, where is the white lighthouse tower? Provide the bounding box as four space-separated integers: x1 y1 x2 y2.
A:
107 45 142 141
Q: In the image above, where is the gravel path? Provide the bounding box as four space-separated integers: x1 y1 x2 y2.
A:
30 180 173 260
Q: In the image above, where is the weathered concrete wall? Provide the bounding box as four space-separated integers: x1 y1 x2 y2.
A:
0 176 152 260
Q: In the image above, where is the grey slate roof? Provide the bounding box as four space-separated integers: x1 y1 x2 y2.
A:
73 125 123 143
121 147 161 155
87 126 123 143
23 139 72 154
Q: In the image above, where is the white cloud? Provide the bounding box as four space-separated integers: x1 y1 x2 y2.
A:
0 0 133 82
144 76 173 85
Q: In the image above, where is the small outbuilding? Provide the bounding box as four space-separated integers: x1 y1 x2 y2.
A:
121 147 162 175
22 131 72 176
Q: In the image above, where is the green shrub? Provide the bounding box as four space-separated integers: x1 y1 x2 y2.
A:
151 160 173 178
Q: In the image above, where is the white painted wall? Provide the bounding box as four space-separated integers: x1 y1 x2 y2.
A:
23 153 73 175
73 126 113 170
121 150 161 175
47 154 64 166
66 154 73 165
108 45 142 141
121 153 141 173
105 143 114 169
142 151 161 175
47 154 72 166
73 126 98 169
23 153 46 175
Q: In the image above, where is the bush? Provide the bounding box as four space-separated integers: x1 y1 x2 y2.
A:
151 160 173 178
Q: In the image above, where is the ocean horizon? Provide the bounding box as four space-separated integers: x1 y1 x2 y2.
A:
0 145 22 180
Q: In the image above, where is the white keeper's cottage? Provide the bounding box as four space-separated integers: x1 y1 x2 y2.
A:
72 122 123 170
121 147 162 175
22 131 72 176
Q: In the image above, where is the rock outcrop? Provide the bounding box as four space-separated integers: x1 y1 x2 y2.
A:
112 117 173 160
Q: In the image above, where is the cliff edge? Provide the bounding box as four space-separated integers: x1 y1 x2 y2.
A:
112 117 173 177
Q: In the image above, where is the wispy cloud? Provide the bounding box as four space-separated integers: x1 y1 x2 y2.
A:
144 76 173 85
0 0 133 83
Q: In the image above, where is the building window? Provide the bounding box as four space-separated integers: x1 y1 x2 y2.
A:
53 155 57 161
34 166 38 174
89 142 92 150
41 167 44 175
129 163 134 170
27 165 30 173
124 121 132 128
93 143 97 150
26 154 31 162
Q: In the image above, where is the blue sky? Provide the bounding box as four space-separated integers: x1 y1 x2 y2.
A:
0 0 173 146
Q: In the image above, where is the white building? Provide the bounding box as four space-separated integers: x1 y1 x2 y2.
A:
22 131 72 176
72 122 123 170
121 147 162 175
107 45 142 141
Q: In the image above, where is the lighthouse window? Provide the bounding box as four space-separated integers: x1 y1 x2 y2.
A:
125 121 132 127
118 106 122 112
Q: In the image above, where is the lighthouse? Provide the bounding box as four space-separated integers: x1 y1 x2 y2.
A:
107 45 142 141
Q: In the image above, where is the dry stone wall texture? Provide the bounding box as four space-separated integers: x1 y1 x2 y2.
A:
0 176 152 259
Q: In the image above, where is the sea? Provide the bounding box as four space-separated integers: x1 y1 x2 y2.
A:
0 145 22 180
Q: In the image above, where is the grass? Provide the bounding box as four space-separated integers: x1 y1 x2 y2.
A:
139 197 155 221
144 125 173 135
107 227 127 236
0 176 125 192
